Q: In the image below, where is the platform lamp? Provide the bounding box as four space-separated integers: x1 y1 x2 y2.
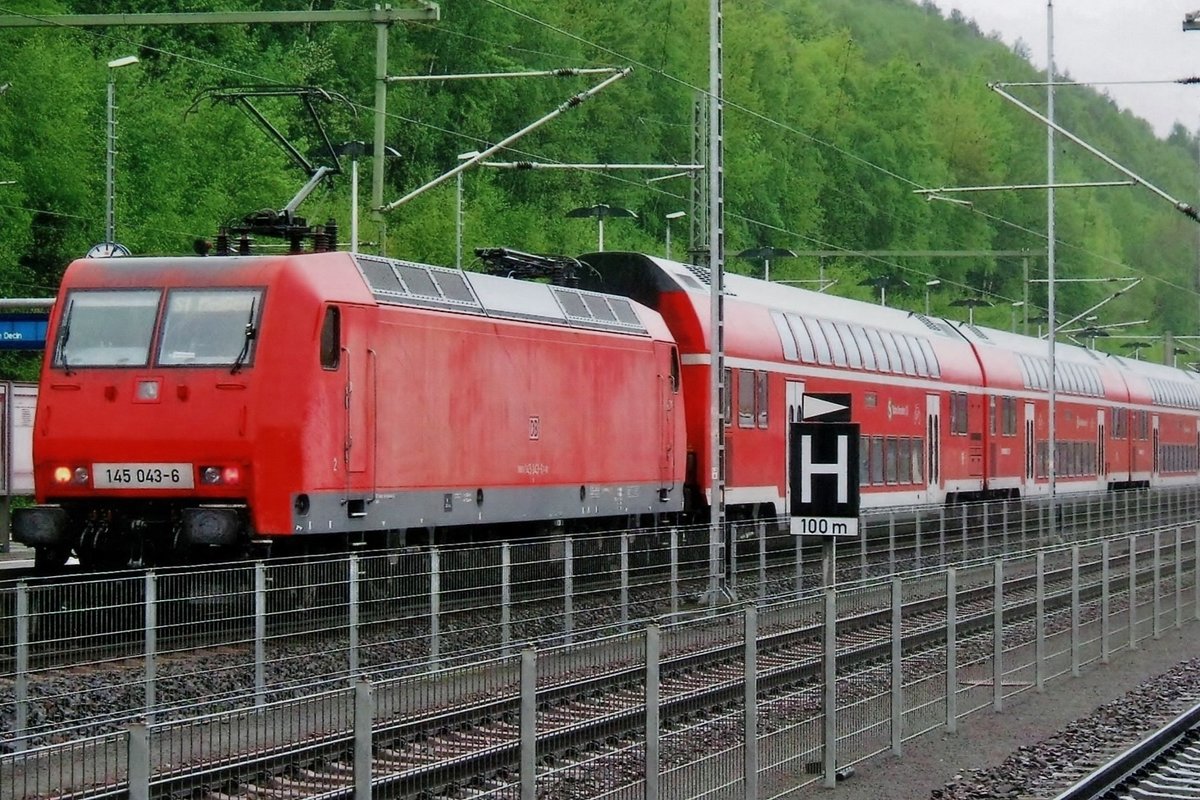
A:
664 211 686 260
105 55 140 250
1010 301 1025 333
924 279 941 315
858 274 909 307
951 296 993 326
1122 341 1152 360
735 246 796 282
566 203 637 252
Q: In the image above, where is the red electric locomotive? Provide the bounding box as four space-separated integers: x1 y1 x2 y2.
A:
14 251 686 568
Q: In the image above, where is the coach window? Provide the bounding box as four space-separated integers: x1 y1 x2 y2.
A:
771 312 798 361
881 332 904 375
786 315 817 363
835 322 863 369
898 438 912 483
864 328 891 373
852 326 877 370
756 371 768 428
988 396 997 436
860 441 870 486
803 318 832 366
885 438 899 484
670 347 680 392
919 340 941 378
320 306 340 369
912 438 924 483
909 335 929 376
871 436 885 485
738 369 755 428
818 319 846 367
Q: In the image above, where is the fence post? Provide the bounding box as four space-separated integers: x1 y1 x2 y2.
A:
1002 502 1009 554
860 520 868 581
645 624 660 800
960 505 969 561
758 521 767 601
745 606 758 800
1071 546 1080 678
823 588 837 788
982 502 989 558
430 548 441 665
1101 540 1111 665
1129 535 1139 650
891 576 903 756
1195 526 1200 622
669 530 679 619
914 513 923 568
564 537 575 643
939 507 947 565
795 528 804 598
354 679 374 800
145 571 156 724
993 560 1003 712
14 581 28 752
349 554 360 678
1036 552 1045 691
888 512 896 574
620 531 630 633
1176 527 1183 630
946 567 957 734
520 645 537 800
502 543 512 656
127 721 150 800
255 562 266 709
1153 529 1162 640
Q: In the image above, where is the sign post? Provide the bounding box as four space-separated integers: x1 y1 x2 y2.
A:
789 393 860 589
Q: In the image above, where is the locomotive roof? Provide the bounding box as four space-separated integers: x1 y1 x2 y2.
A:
351 254 662 338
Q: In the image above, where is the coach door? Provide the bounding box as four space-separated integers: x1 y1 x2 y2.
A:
785 381 805 514
658 345 679 492
926 394 942 503
342 308 376 515
1097 409 1106 489
1024 402 1036 492
1153 414 1161 479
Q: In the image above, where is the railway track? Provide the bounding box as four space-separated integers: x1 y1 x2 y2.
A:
1054 700 1200 800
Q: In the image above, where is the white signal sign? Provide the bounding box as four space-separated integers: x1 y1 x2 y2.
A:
789 414 860 539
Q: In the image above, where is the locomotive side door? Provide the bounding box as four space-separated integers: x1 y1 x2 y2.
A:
341 307 375 513
784 381 805 514
926 394 942 504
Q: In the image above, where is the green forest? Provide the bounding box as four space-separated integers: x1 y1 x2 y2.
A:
0 0 1197 377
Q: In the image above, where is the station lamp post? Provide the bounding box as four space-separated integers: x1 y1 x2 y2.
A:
736 246 796 282
924 279 941 315
1011 301 1025 332
105 55 139 250
566 203 637 252
664 210 686 260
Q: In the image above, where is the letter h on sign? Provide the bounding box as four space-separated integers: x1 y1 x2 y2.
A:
790 420 860 525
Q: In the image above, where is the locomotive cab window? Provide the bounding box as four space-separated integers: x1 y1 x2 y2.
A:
157 288 263 367
320 306 341 370
54 289 160 368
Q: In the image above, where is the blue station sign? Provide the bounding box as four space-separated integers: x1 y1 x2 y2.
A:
0 312 50 350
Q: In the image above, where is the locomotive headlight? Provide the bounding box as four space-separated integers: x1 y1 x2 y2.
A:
53 466 89 485
200 465 242 486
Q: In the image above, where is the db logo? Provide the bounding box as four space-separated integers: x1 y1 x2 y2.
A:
529 416 540 440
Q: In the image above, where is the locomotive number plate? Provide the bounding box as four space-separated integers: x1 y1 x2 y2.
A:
93 463 195 489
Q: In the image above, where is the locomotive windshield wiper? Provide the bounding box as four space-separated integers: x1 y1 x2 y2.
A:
230 298 257 375
56 300 74 376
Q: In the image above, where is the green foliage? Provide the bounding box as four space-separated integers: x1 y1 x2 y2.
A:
0 0 1195 375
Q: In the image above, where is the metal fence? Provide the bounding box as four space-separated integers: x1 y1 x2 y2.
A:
2 517 1196 800
1 488 1196 757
